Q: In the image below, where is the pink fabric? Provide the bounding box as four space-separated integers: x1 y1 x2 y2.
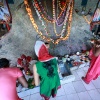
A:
84 49 100 83
89 49 94 59
0 67 23 100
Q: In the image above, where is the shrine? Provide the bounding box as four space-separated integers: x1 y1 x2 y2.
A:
0 0 100 100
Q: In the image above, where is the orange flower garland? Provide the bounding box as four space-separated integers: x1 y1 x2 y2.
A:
24 0 73 44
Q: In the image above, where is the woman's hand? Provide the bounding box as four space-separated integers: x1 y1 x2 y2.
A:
93 40 100 57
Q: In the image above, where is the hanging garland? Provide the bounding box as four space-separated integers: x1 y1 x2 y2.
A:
34 0 71 28
54 0 67 26
55 0 68 24
36 1 53 21
58 0 67 10
33 1 49 35
83 15 92 24
53 0 72 36
34 0 72 37
34 0 68 24
33 0 68 37
24 0 73 44
34 0 54 23
55 0 73 44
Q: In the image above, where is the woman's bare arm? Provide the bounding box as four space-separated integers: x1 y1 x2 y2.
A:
33 64 40 86
94 47 100 57
57 64 60 73
18 76 28 88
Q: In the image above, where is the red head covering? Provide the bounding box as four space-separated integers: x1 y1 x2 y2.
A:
34 41 56 62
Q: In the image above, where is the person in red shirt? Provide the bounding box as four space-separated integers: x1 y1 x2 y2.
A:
0 58 28 100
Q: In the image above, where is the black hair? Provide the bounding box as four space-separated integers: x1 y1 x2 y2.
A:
0 58 9 68
45 42 49 45
43 60 55 77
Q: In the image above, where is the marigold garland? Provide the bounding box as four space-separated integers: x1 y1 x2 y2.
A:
83 15 92 24
24 0 73 44
53 0 72 36
34 0 68 23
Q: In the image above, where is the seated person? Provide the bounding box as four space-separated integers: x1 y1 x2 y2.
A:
33 41 61 100
0 58 28 100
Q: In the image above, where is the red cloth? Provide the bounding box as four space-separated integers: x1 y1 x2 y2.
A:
84 49 100 83
35 41 55 62
38 44 54 62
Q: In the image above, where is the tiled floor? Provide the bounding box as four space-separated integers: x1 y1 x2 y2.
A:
19 66 100 100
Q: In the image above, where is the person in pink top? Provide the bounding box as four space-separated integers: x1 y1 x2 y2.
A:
82 39 100 84
0 58 28 100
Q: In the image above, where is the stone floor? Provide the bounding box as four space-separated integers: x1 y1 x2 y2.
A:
18 65 100 100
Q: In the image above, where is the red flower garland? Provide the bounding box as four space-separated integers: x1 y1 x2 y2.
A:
17 54 33 76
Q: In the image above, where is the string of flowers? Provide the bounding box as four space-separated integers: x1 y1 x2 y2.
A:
60 2 72 37
34 0 64 37
83 15 92 24
38 0 66 26
33 1 49 35
55 0 73 44
24 0 73 44
34 0 70 36
56 10 66 26
34 0 70 27
55 0 67 26
34 0 67 37
34 0 67 24
53 0 72 36
25 0 52 41
34 0 54 23
58 0 67 10
55 0 68 22
36 0 53 21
